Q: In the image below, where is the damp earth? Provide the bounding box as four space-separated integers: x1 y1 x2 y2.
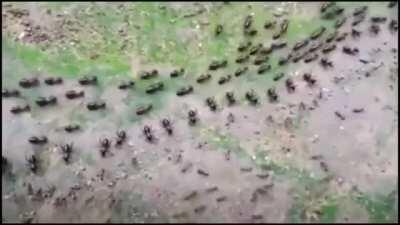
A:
2 2 398 223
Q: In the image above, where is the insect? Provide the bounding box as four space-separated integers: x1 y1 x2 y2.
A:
161 119 173 135
335 32 348 42
245 89 258 105
234 67 248 77
2 88 20 97
285 78 296 93
254 55 269 65
271 41 287 50
181 162 193 173
244 28 257 36
60 143 73 163
273 73 284 81
99 138 110 157
176 85 193 96
10 104 30 114
170 68 185 78
292 51 308 63
278 55 291 65
115 130 127 146
334 111 346 120
352 14 366 26
267 88 278 102
143 125 154 142
28 136 48 145
26 155 38 173
44 77 63 85
325 31 338 43
389 19 398 32
118 81 135 90
78 76 97 85
224 150 231 161
188 110 198 126
218 75 232 85
370 16 387 23
243 15 253 29
320 161 329 172
64 124 80 133
293 39 309 51
193 205 206 214
264 20 276 29
280 19 289 34
205 186 219 193
342 46 359 55
303 73 316 86
321 44 336 54
215 24 223 36
353 6 368 17
310 26 326 40
206 97 218 111
353 108 364 113
335 17 346 28
145 82 164 94
320 2 335 13
36 96 57 107
183 191 197 200
237 41 252 52
304 53 319 63
65 90 84 99
216 196 227 202
259 46 273 55
320 57 333 68
196 74 212 83
249 43 262 55
369 24 380 35
351 28 362 38
197 169 209 176
308 42 323 53
136 104 153 115
258 63 271 74
86 101 106 111
139 70 158 80
235 54 249 63
19 78 39 88
209 60 227 70
240 167 252 172
226 91 236 105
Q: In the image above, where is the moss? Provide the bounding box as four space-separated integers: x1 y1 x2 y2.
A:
352 190 398 223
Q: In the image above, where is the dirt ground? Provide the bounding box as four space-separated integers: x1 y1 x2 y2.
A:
2 2 398 223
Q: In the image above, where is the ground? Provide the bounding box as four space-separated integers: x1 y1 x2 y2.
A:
1 2 398 223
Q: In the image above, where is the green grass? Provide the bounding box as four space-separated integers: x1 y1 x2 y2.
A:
352 190 398 223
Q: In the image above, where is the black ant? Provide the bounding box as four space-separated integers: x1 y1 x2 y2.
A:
161 119 173 135
143 125 154 142
267 88 278 102
99 138 110 157
115 130 127 146
60 143 73 163
285 78 296 93
303 73 316 86
188 110 198 126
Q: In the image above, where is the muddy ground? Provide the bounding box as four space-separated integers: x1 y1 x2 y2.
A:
2 2 398 223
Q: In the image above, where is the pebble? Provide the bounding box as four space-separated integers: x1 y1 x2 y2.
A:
311 134 319 143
